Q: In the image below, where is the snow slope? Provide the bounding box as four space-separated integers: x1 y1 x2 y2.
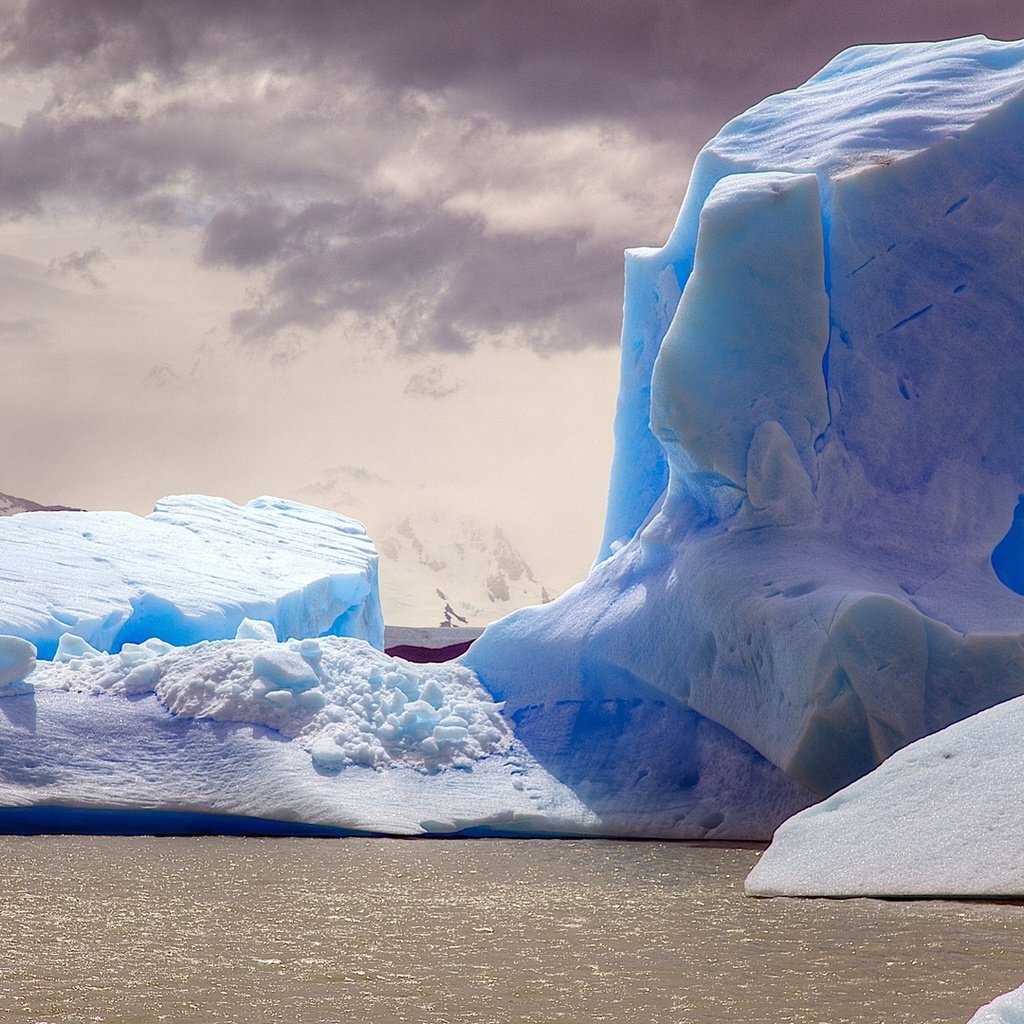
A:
376 514 553 627
0 495 383 656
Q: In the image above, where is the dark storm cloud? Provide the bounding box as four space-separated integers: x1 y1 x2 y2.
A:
2 0 1022 353
5 0 1022 131
202 195 621 352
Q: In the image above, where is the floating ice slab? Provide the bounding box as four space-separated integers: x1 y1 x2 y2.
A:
0 631 808 838
471 36 1024 814
745 694 1024 898
0 495 384 656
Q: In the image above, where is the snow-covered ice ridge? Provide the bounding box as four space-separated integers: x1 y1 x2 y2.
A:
469 35 1024 814
21 629 509 774
0 495 384 656
0 628 809 837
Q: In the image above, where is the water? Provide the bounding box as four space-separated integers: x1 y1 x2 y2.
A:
0 837 1020 1024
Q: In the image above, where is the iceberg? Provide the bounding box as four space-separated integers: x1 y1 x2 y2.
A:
2 37 1024 840
967 982 1024 1024
468 35 1024 819
0 495 384 655
745 693 1024 898
0 627 808 837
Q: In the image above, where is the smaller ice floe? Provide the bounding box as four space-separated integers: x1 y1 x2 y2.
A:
967 981 1024 1024
32 630 511 774
0 494 383 658
745 696 1024 898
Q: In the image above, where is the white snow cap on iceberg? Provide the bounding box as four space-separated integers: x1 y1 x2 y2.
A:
33 633 510 774
0 494 384 656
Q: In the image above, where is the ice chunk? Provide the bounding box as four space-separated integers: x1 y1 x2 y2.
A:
745 695 1024 898
235 618 278 642
0 495 383 657
967 982 1024 1024
469 36 1024 817
54 633 102 663
252 649 319 691
0 635 35 686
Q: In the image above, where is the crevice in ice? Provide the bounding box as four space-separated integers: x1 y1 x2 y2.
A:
889 304 934 331
814 174 837 459
850 255 876 275
992 495 1024 595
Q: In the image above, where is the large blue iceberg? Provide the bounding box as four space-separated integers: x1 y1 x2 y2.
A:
468 34 1024 813
2 36 1024 839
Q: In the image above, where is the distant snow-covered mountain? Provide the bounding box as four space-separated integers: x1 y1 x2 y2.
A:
376 514 553 627
0 492 83 516
1 488 553 628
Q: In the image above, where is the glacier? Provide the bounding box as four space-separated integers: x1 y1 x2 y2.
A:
2 36 1024 841
0 495 384 656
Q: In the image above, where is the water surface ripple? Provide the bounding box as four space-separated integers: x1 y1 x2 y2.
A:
0 837 1020 1023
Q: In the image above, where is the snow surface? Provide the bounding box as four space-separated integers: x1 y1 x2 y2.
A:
473 35 1024 808
745 694 1024 898
0 495 384 657
30 631 510 773
968 982 1024 1024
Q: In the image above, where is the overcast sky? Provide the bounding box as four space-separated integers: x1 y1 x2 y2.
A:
1 0 1021 606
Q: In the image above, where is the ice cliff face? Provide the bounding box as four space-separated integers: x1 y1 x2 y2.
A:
0 496 384 656
470 36 1024 806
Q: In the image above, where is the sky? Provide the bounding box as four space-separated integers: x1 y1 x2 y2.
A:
1 0 1022 613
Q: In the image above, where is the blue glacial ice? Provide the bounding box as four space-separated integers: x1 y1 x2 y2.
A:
0 495 384 656
469 34 1024 816
2 36 1024 840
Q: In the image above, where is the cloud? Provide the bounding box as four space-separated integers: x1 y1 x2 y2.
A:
0 317 43 344
298 463 389 508
1 0 1020 356
405 365 459 400
47 246 109 287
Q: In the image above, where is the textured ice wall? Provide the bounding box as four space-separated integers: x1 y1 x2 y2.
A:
0 495 384 656
471 37 1024 814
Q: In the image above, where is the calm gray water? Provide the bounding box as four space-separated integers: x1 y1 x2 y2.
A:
0 837 1020 1024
